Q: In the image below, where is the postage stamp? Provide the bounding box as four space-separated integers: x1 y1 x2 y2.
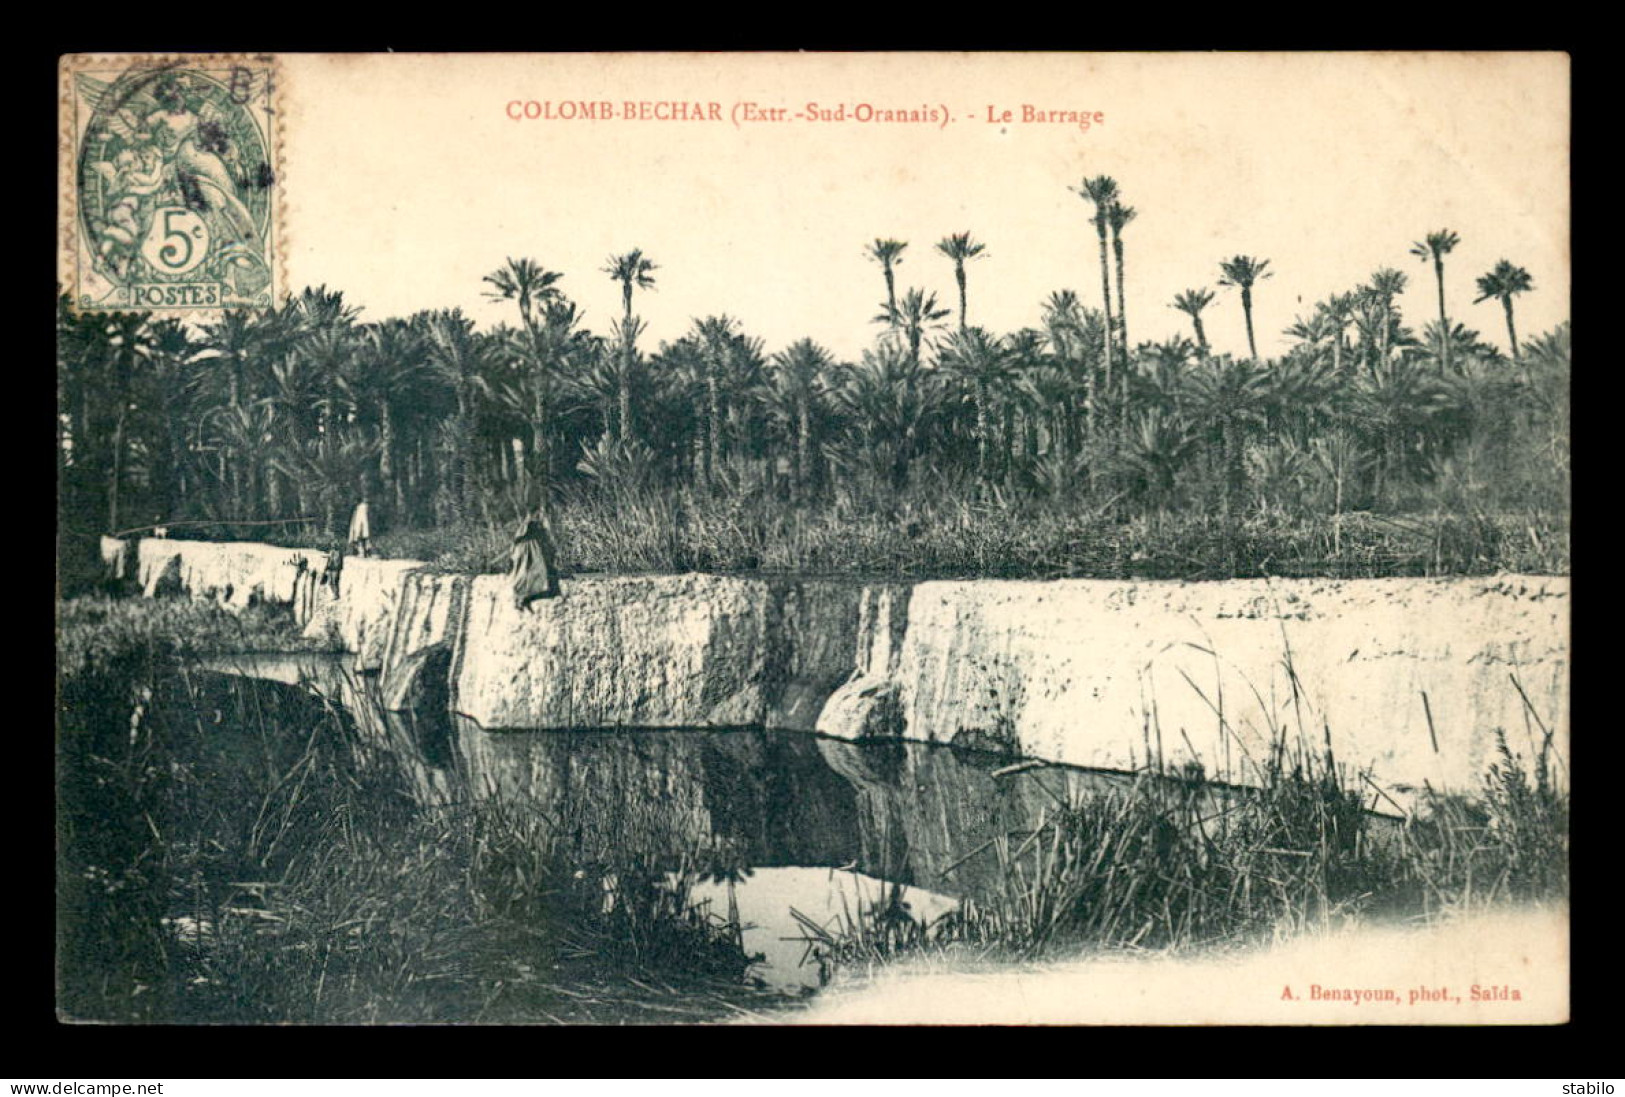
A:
59 54 281 314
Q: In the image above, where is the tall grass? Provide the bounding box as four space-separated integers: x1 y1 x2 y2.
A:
57 613 762 1024
1399 728 1569 917
363 483 1568 581
797 749 1397 969
795 643 1569 980
56 594 329 680
799 734 1567 979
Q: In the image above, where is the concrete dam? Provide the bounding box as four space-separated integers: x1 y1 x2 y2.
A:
108 536 1570 798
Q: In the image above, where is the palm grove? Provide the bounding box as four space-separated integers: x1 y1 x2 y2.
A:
57 176 1570 580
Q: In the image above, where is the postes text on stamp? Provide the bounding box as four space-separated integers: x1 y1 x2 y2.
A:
62 55 281 314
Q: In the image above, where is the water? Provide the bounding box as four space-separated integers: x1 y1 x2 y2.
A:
60 645 1427 1023
194 651 1164 992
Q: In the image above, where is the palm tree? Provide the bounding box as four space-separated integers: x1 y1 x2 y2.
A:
1040 289 1099 450
423 309 487 523
694 315 740 485
1171 288 1216 352
866 239 908 332
483 258 564 346
646 334 709 482
1218 256 1272 361
253 348 326 519
1185 354 1271 524
1319 292 1357 378
719 331 768 481
1075 176 1120 394
1410 229 1461 373
562 334 622 436
935 232 988 332
1432 349 1518 468
195 312 251 421
1517 322 1570 478
1108 202 1136 359
1041 289 1086 366
56 295 98 486
483 260 567 490
768 339 834 499
1473 259 1535 361
1366 267 1409 370
603 249 659 328
1264 345 1338 447
1004 327 1047 467
286 285 359 333
1418 319 1495 379
350 319 428 522
827 343 944 495
282 292 362 530
1520 322 1569 378
142 318 196 521
603 249 659 440
880 288 952 367
1137 336 1197 420
1354 355 1444 501
495 296 596 495
939 327 1015 479
1116 409 1196 527
196 308 289 440
102 312 156 530
294 323 361 528
1248 440 1314 518
213 401 278 523
269 426 381 542
1015 357 1077 466
1310 429 1369 555
1284 311 1332 361
58 297 127 526
605 315 646 442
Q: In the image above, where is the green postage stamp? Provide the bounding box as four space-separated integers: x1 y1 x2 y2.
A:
60 54 282 313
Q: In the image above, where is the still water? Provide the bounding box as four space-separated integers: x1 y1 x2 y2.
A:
194 653 1216 992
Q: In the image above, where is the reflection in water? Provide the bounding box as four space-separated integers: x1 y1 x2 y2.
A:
199 653 1150 897
194 653 1242 990
691 868 960 990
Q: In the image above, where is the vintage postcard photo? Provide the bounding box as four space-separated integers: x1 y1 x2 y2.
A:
55 51 1570 1025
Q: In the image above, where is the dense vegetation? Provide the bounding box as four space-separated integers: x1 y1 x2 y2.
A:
57 178 1568 581
56 594 330 680
57 602 766 1024
801 734 1568 973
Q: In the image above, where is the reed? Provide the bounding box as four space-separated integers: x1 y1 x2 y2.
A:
56 621 763 1024
798 660 1568 978
364 486 1568 582
56 594 328 679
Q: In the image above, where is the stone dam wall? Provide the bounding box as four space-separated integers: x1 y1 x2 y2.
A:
110 538 1570 796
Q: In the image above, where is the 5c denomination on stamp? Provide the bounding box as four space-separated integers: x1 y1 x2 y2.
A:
61 54 282 314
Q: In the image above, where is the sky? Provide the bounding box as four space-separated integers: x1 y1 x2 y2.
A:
279 52 1570 364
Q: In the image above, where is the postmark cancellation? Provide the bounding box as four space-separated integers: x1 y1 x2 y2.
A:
60 54 282 314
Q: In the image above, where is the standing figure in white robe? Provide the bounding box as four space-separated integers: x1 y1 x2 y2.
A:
347 500 372 558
